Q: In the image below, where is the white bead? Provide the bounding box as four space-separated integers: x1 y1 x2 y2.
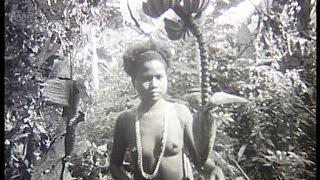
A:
135 106 168 179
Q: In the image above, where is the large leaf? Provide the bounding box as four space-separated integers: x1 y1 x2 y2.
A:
39 79 74 106
164 18 187 40
207 91 249 106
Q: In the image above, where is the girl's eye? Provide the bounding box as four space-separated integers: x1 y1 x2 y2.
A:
143 76 152 81
142 75 162 81
155 75 162 79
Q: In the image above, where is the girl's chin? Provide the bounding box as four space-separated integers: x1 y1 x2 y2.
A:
149 96 161 102
142 96 163 104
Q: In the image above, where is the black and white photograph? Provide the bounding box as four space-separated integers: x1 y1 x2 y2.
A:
5 0 316 179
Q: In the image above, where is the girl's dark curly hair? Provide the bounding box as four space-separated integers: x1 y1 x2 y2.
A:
123 39 172 78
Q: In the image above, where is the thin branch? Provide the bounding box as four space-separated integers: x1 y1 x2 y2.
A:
127 0 140 28
41 133 66 157
11 174 21 179
292 103 316 118
236 38 255 58
229 158 250 180
126 0 148 35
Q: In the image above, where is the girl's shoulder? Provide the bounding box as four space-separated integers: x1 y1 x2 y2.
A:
118 107 136 119
164 97 191 115
115 107 137 127
171 101 191 115
170 101 193 125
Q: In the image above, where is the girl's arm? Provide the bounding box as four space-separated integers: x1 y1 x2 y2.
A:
175 103 225 179
110 114 131 180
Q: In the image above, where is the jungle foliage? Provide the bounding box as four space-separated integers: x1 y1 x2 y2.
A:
5 0 316 179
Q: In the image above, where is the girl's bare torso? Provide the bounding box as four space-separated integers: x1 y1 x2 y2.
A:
120 102 194 180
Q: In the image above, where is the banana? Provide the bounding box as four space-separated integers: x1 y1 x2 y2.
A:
151 0 164 17
142 2 156 18
162 0 179 9
171 0 180 8
143 0 161 18
198 0 205 11
183 29 192 41
162 0 171 12
198 0 209 12
183 0 192 13
143 0 175 18
182 0 208 14
191 0 200 13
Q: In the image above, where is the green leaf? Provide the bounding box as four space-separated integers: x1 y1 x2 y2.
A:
303 159 316 166
207 91 249 106
267 149 274 155
265 138 275 147
237 144 247 161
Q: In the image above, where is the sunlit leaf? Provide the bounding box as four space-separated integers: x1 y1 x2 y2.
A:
265 138 275 147
237 144 247 161
207 91 249 106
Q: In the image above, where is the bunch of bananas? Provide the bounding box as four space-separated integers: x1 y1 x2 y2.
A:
182 0 210 14
142 0 180 18
142 0 210 40
142 0 210 18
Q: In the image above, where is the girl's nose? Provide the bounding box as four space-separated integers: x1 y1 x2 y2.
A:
150 77 159 88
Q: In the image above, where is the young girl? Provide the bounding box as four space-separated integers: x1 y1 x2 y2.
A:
110 39 224 180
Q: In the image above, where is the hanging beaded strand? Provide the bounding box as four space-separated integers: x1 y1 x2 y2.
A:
135 107 168 179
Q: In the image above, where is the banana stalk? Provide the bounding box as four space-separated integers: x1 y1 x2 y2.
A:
166 2 212 164
172 4 210 106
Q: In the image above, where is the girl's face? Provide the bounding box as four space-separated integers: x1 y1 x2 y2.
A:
133 59 168 105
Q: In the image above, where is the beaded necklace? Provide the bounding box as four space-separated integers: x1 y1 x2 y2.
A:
135 106 168 179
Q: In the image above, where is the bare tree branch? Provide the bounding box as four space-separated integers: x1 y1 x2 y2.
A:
126 0 149 35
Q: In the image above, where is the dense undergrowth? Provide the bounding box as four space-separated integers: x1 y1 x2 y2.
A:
5 0 316 179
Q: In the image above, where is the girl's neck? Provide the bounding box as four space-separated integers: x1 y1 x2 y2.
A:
138 98 165 114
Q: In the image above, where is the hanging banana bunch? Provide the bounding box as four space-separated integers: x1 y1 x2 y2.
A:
142 0 179 18
183 0 210 14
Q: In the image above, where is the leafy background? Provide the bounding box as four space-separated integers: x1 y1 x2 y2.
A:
5 0 316 179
